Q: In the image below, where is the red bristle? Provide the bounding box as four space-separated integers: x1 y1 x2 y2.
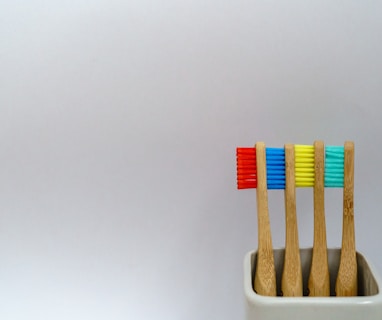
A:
237 174 256 178
236 147 257 189
237 169 256 174
237 160 256 167
237 157 256 162
237 182 257 189
236 147 256 154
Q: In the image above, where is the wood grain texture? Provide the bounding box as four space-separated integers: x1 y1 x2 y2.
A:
335 141 358 296
254 142 277 296
308 140 330 296
281 144 303 297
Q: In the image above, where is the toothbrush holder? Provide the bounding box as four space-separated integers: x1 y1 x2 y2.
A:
244 248 382 320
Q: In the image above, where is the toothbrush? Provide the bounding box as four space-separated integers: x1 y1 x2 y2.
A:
281 144 303 296
254 142 277 296
308 141 330 296
236 143 277 296
335 141 357 296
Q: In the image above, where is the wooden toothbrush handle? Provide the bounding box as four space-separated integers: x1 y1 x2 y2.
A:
308 140 330 296
336 141 357 296
254 142 277 296
281 144 303 296
255 247 277 296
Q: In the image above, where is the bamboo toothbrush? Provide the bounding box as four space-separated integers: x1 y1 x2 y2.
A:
308 141 330 296
281 144 303 296
236 143 277 296
336 141 357 296
253 142 277 296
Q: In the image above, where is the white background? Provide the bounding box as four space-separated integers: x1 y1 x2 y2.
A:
1 1 382 319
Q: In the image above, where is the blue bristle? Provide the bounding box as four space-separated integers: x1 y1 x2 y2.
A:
266 147 285 189
268 185 285 189
266 147 284 153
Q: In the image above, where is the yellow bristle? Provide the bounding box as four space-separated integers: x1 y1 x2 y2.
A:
295 145 315 187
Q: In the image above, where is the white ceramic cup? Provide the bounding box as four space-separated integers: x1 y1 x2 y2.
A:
244 248 382 320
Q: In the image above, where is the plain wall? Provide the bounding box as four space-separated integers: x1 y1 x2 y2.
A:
1 1 382 319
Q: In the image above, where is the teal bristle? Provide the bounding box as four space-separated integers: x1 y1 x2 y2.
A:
324 146 344 187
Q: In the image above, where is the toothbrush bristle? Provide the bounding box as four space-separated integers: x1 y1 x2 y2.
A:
236 145 344 189
236 147 257 189
325 146 344 187
295 145 315 187
266 148 285 189
237 144 346 189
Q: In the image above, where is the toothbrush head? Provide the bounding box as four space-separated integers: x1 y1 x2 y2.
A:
295 145 315 187
266 147 285 189
325 146 344 187
236 147 257 189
